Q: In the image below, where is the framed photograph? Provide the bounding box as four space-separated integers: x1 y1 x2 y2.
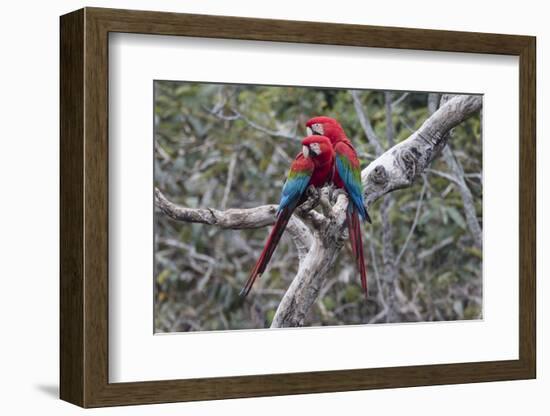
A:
60 7 536 408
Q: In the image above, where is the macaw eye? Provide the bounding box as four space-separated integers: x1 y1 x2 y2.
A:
312 123 324 135
310 143 321 155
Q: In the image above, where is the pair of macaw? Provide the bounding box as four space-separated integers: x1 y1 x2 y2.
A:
240 116 371 298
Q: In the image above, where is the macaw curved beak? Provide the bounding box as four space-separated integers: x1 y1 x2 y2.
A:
302 145 310 158
306 126 313 136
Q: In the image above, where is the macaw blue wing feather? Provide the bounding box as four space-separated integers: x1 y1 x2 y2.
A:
277 156 314 213
335 153 368 220
240 153 314 297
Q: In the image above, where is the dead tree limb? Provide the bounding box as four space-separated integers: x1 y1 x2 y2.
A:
361 94 482 207
155 188 313 261
433 93 483 249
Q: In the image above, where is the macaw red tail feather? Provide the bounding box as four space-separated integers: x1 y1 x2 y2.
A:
240 208 294 297
347 208 367 298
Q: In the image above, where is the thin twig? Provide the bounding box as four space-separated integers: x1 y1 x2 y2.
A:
221 152 238 210
425 168 461 185
394 176 428 266
351 90 385 156
391 92 409 108
207 105 298 140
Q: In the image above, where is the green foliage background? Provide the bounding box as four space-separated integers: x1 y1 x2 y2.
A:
154 81 482 332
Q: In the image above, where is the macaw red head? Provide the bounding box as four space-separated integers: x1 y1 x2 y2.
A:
305 116 347 144
301 135 334 163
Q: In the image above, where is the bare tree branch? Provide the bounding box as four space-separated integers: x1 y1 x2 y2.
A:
418 236 454 260
155 187 313 261
207 105 299 141
434 93 483 249
380 93 398 322
442 145 483 249
271 194 349 327
286 216 313 262
354 91 400 322
425 168 462 185
394 176 428 266
155 187 277 229
385 91 395 147
369 239 388 311
361 95 482 207
350 90 385 155
220 152 238 210
392 92 409 108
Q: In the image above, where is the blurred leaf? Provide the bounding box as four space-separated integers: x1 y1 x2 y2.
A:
445 206 466 229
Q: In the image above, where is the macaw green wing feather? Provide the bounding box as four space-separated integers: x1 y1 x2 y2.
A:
334 145 368 221
278 155 314 213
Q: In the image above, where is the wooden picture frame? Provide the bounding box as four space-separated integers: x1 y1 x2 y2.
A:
60 7 536 408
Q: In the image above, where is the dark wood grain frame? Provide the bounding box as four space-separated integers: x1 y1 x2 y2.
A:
60 7 536 408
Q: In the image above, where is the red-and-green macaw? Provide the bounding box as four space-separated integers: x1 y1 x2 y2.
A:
241 135 335 297
306 116 371 297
